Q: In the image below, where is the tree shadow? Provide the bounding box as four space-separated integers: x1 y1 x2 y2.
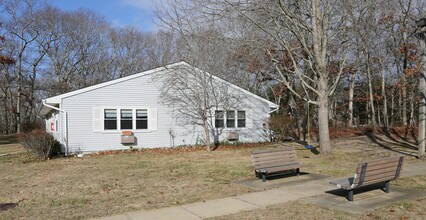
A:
292 140 320 155
385 127 417 145
365 132 418 157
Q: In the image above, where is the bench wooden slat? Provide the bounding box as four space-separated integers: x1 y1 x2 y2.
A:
251 147 301 182
359 156 401 166
251 151 297 159
253 160 299 167
255 162 300 170
358 161 400 173
362 171 399 182
360 166 399 176
251 148 296 155
252 155 298 163
256 164 301 173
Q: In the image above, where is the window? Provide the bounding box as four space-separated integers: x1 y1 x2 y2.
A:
136 109 148 129
215 110 224 128
101 108 152 131
237 111 246 128
226 111 235 128
121 109 133 129
215 110 246 128
104 109 117 130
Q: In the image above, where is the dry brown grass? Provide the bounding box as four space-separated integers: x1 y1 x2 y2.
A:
208 197 426 220
0 144 25 155
0 146 260 219
0 135 424 219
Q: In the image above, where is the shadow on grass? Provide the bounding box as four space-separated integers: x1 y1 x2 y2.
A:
0 134 18 145
365 132 418 157
292 140 320 155
382 127 417 146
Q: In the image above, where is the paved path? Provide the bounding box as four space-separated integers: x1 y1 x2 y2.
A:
97 161 426 220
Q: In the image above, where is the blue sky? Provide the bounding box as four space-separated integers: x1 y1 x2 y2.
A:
48 0 158 32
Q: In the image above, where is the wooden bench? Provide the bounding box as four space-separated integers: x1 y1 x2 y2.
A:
251 147 301 182
329 156 404 201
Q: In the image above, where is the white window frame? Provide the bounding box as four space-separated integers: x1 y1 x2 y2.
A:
101 107 152 133
214 110 247 129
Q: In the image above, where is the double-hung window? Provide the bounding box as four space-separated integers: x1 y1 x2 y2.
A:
215 110 224 128
237 111 246 128
226 111 235 128
104 109 117 130
136 109 148 129
120 109 133 129
215 110 246 128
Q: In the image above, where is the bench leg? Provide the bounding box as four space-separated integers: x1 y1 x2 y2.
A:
262 173 266 182
384 181 390 193
347 190 354 202
296 168 300 176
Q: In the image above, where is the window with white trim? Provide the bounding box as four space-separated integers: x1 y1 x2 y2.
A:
226 110 235 128
136 109 148 129
104 109 117 130
215 110 246 128
237 111 246 128
103 108 149 130
215 110 224 128
120 109 133 129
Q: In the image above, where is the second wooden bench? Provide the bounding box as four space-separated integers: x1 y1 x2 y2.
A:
329 156 404 201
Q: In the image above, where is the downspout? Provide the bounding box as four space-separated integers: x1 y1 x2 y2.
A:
42 100 68 156
268 106 279 114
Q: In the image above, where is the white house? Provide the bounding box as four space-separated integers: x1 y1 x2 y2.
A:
39 62 278 155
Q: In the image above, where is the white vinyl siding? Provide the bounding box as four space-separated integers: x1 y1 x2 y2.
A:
59 68 271 153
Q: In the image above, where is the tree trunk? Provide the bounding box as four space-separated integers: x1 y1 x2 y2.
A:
318 77 331 155
409 90 415 126
16 59 22 133
402 31 408 126
204 108 211 151
377 101 382 126
312 0 332 155
418 35 426 158
381 67 388 128
3 93 9 134
390 90 394 126
348 73 355 127
366 52 377 128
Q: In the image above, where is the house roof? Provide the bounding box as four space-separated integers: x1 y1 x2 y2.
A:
40 61 278 116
